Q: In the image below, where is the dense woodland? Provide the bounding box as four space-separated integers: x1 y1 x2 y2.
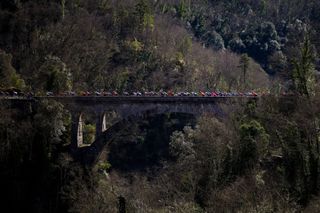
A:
1 0 320 212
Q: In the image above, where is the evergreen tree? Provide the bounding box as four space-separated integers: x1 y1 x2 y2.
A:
239 54 249 90
292 35 315 97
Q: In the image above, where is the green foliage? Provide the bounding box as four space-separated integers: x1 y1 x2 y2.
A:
274 109 320 203
239 53 250 89
244 99 257 117
0 50 25 90
2 0 320 211
170 126 195 159
267 51 287 75
98 161 112 172
260 0 267 15
0 99 69 212
176 0 189 20
169 116 234 207
134 0 154 31
0 99 66 161
4 93 320 212
83 123 96 144
38 55 72 93
191 13 206 38
214 75 229 91
292 36 315 97
239 120 269 162
128 38 144 52
205 31 225 50
92 74 105 90
34 100 67 147
0 103 32 165
61 0 65 19
1 0 319 92
178 36 192 56
237 21 281 69
235 99 270 172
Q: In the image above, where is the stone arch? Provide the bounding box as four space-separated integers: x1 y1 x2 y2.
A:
83 111 200 165
102 113 107 133
95 110 121 138
71 111 98 150
73 103 225 164
71 112 84 150
95 112 106 138
77 113 84 147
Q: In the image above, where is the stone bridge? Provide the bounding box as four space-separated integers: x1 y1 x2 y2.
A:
4 96 256 165
38 96 255 165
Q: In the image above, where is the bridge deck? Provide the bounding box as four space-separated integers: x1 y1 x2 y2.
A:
33 96 257 103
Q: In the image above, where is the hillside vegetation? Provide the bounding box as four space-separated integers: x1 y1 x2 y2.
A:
1 0 320 213
4 0 319 93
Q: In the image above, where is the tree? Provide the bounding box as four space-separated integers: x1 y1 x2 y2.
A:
237 120 269 171
239 54 249 90
34 99 67 150
292 35 315 97
176 0 189 20
191 13 206 38
0 50 25 90
205 31 225 50
38 55 72 93
134 0 154 31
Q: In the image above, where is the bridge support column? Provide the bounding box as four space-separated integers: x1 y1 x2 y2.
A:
71 112 83 151
96 112 107 139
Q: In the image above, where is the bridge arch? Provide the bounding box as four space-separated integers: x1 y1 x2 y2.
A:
71 112 84 150
67 98 234 163
71 110 123 150
102 113 107 132
95 112 107 139
72 111 102 150
80 110 216 165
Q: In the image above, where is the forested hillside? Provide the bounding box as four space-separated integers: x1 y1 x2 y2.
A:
1 0 320 212
2 0 319 93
